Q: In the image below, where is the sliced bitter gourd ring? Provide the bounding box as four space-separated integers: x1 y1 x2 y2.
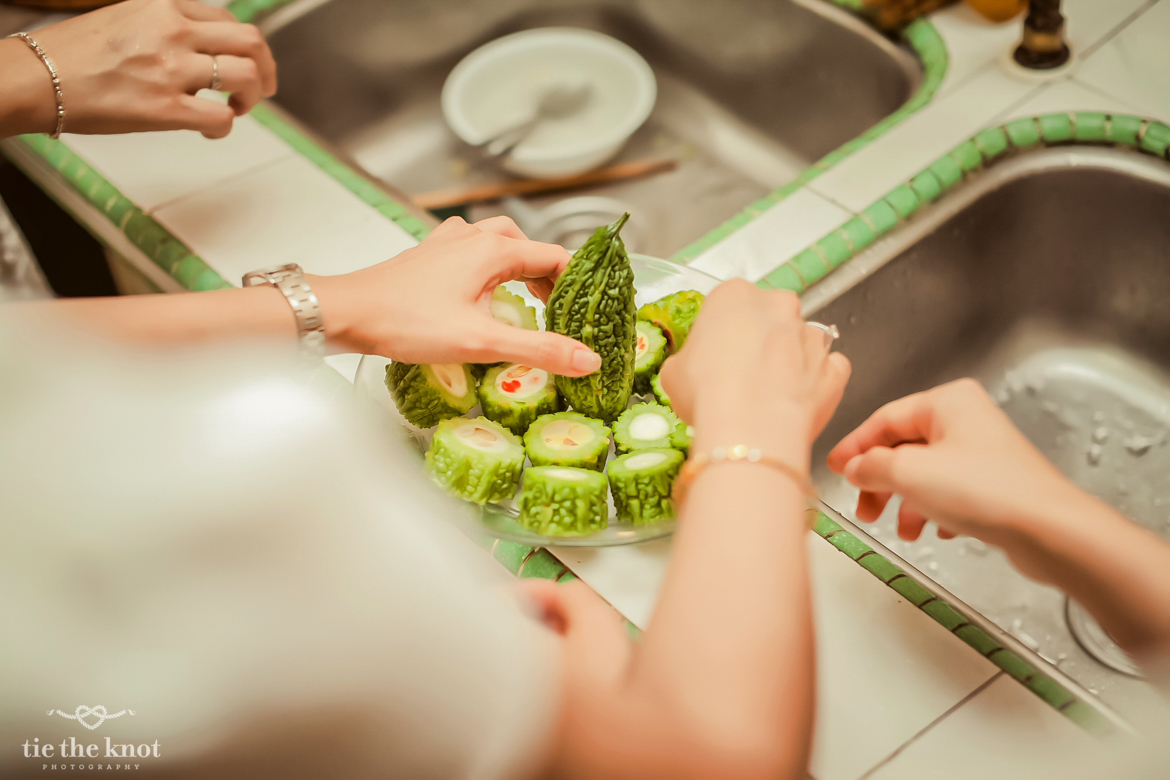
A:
612 403 683 454
478 363 562 435
426 417 524 505
608 448 684 525
651 374 671 408
386 362 478 428
525 412 611 472
633 321 667 394
670 424 694 456
546 213 637 423
638 290 705 354
518 466 609 536
489 287 539 330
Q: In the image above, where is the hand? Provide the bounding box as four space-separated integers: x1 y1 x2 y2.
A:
827 378 1081 546
660 281 851 468
4 0 276 139
312 216 603 377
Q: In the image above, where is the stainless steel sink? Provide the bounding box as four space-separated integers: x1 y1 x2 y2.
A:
262 0 918 257
806 147 1170 722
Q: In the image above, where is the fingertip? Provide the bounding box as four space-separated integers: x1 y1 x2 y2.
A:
843 454 864 480
568 349 602 377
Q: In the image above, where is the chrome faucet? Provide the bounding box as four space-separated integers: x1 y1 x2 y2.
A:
1013 0 1071 69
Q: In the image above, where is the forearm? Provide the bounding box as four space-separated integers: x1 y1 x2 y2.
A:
1012 491 1170 656
0 37 56 138
20 285 298 347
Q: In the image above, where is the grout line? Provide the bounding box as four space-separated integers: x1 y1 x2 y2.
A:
1071 77 1146 116
987 81 1050 128
145 149 295 216
858 672 1004 780
1077 0 1162 61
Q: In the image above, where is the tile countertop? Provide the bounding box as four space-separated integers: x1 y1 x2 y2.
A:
4 1 1170 778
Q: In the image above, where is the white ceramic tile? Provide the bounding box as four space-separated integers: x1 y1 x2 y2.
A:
994 78 1145 123
930 0 1151 99
805 535 998 780
865 674 1099 780
62 103 294 212
153 154 419 284
1077 0 1170 123
688 189 851 281
555 534 998 780
807 67 1034 214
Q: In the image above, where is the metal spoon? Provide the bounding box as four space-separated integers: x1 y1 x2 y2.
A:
479 81 592 158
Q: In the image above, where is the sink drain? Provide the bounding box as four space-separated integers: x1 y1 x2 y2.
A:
1066 598 1143 677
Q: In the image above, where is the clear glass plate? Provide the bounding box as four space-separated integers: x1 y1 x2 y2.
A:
353 253 721 547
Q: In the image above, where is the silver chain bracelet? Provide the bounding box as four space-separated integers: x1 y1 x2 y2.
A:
8 32 65 139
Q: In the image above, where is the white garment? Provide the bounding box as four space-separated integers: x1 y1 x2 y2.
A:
0 315 558 779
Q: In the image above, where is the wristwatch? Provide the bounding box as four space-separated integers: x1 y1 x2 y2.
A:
241 263 326 357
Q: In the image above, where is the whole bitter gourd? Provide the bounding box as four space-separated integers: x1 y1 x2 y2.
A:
607 448 684 524
426 417 525 504
518 466 609 536
638 290 705 354
545 213 637 422
386 362 478 428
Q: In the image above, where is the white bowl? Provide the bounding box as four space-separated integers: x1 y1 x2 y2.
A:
441 27 657 179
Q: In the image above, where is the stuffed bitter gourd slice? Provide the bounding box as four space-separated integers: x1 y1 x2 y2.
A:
386 362 478 428
612 403 683 454
607 448 684 524
426 417 524 504
525 411 611 472
478 363 562 435
633 321 667 394
638 290 705 354
518 466 609 535
651 374 671 408
545 213 637 422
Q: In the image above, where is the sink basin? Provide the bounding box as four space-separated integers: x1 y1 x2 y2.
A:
263 0 918 257
806 147 1170 722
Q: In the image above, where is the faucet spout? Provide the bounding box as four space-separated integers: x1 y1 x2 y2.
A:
1013 0 1071 69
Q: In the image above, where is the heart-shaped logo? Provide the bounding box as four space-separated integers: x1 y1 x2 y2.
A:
47 705 135 730
74 705 107 730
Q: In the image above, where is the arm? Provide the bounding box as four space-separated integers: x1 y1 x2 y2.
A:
827 378 1170 657
527 282 851 780
21 216 602 376
1 0 276 140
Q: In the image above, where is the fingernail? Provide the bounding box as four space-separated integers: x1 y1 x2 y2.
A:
572 350 602 374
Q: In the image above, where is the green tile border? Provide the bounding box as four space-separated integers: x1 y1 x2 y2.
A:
226 0 299 24
669 7 948 264
809 510 1114 735
756 114 1170 295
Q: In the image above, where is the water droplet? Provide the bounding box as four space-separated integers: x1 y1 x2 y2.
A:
1124 432 1158 456
1016 631 1040 651
964 538 988 556
1093 426 1110 444
1093 411 1106 424
1087 442 1103 466
1011 618 1023 632
994 387 1011 405
928 561 939 571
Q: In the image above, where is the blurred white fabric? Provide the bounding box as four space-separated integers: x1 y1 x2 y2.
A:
0 311 557 779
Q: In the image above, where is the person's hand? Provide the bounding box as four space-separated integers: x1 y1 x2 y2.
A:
660 281 851 469
827 378 1082 546
8 0 276 139
311 216 603 377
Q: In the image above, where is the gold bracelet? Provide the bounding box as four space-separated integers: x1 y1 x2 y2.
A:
672 444 814 506
8 32 65 139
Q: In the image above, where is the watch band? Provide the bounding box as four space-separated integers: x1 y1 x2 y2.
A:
241 263 326 357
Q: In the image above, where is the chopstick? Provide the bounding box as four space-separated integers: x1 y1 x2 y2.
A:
412 157 678 210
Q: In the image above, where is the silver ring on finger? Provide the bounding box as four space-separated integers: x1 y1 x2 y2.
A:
807 321 840 350
209 56 222 91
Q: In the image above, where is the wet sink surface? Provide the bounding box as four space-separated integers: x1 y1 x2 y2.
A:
806 147 1170 720
263 0 917 256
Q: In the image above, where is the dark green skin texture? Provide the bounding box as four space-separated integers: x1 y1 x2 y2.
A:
545 213 637 423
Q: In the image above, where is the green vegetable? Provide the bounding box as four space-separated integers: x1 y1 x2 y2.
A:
670 424 694 456
545 213 637 422
518 466 609 536
607 448 684 524
386 362 478 428
633 321 667 394
525 411 611 472
651 374 671 408
489 286 538 330
612 403 683 454
478 363 562 435
426 417 524 504
638 290 705 354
